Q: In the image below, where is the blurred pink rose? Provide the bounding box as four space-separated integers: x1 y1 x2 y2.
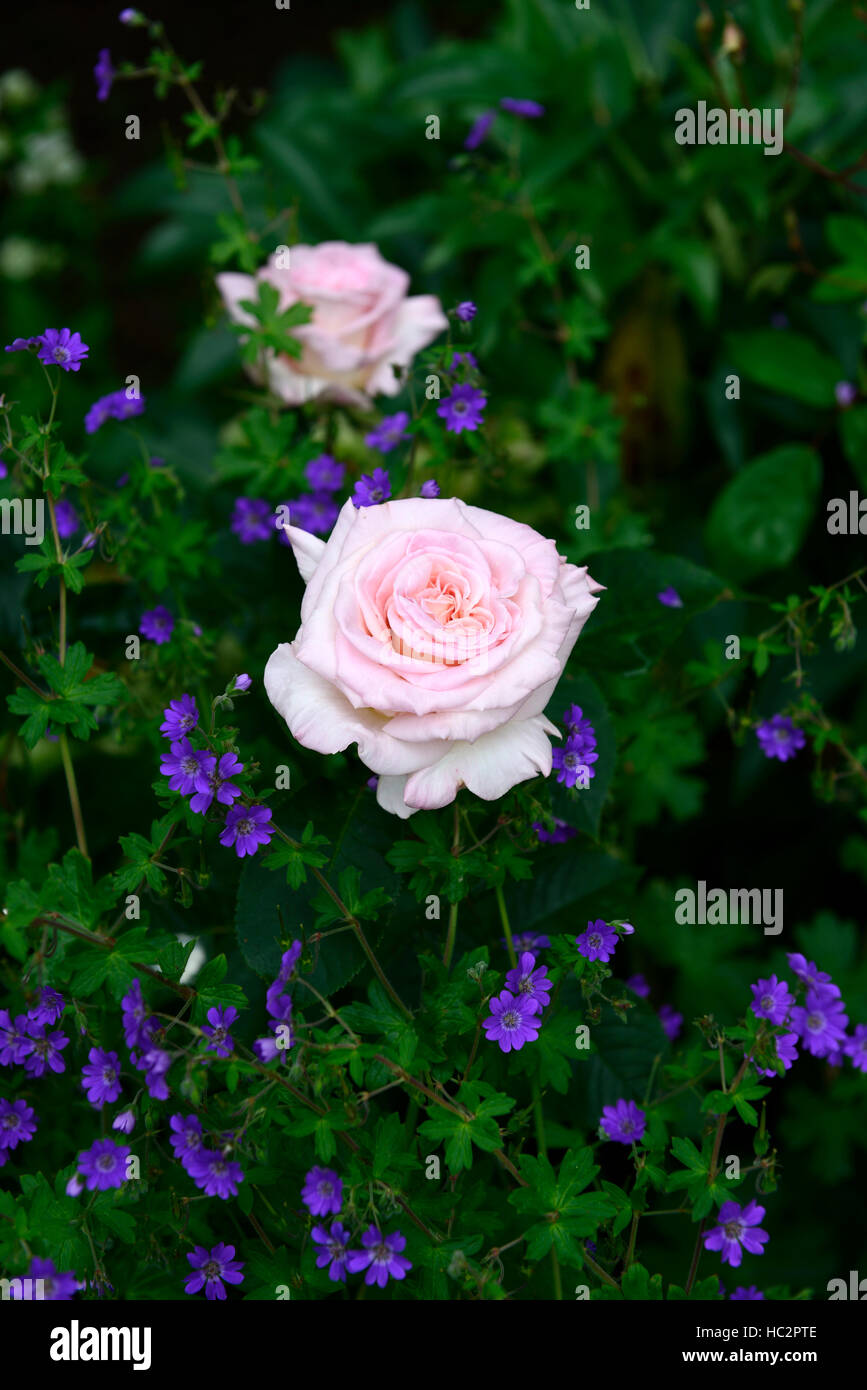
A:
217 241 447 407
265 496 603 818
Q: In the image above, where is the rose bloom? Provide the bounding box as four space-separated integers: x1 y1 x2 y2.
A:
265 497 602 818
217 241 447 407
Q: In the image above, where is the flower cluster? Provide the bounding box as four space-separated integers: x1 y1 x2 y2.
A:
283 454 347 535
552 704 598 788
301 1165 412 1288
170 1112 245 1199
0 987 70 1079
121 978 172 1100
158 690 274 859
745 952 864 1077
483 949 551 1053
254 941 301 1062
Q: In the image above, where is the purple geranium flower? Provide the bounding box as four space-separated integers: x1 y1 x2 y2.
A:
140 606 174 645
112 1109 135 1135
160 737 209 796
750 975 794 1026
159 694 199 740
464 110 495 150
301 1165 343 1217
576 919 618 963
731 1285 765 1300
599 1098 646 1144
312 1221 351 1282
231 497 272 544
703 1200 768 1268
30 986 65 1026
37 328 89 372
0 1011 31 1066
532 817 576 844
626 973 651 998
54 499 79 539
84 388 146 434
184 1244 244 1301
352 468 391 508
790 987 849 1058
844 1025 867 1072
437 383 486 434
659 1004 683 1041
279 941 303 981
345 1227 412 1287
10 1257 82 1301
120 979 152 1050
0 1099 38 1151
5 336 41 353
755 714 806 762
419 478 440 498
78 1138 130 1191
94 48 115 101
505 952 552 1014
169 1114 204 1169
500 97 545 118
553 708 598 787
657 586 683 608
835 381 857 407
201 1005 239 1058
451 351 478 370
219 803 274 857
365 413 411 453
786 953 839 995
482 990 541 1053
131 1043 171 1100
283 491 339 535
454 301 477 322
304 454 345 490
505 932 551 953
81 1047 122 1108
187 1149 244 1199
19 1022 70 1077
253 1020 292 1063
190 751 244 814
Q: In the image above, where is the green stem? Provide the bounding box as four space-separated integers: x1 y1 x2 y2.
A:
272 825 413 1021
494 881 516 969
443 803 461 968
58 730 88 858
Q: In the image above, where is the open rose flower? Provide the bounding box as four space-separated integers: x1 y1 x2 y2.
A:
265 497 602 818
217 242 447 408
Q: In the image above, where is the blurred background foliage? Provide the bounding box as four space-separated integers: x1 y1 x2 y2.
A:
2 0 867 1296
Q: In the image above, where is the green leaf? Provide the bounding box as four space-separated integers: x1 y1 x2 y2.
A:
705 445 822 582
727 330 840 407
572 549 726 672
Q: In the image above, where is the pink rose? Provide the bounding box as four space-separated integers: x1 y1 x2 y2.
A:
265 497 602 819
217 241 447 407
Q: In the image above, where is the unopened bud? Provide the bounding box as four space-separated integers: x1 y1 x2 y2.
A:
721 20 746 58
